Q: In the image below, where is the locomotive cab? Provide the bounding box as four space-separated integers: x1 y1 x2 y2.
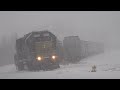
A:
14 31 60 71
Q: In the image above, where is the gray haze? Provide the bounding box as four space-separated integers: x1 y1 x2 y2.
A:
0 11 120 50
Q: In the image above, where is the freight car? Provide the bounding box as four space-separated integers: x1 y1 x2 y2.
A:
63 36 81 63
63 36 104 64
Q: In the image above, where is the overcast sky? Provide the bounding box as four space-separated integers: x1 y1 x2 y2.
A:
0 11 120 50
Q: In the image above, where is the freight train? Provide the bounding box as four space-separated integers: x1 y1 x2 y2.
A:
14 30 104 71
14 31 61 71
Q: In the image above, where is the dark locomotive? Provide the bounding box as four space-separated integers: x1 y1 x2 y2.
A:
14 31 60 71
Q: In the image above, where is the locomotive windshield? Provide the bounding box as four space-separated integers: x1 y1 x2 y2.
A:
33 33 52 41
33 32 56 55
33 34 40 37
43 33 49 36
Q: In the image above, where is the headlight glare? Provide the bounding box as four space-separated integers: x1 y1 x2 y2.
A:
52 55 56 59
37 56 42 61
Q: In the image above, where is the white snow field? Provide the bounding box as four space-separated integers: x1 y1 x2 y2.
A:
0 50 120 79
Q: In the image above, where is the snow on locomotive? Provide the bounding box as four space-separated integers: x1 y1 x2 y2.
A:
14 30 60 71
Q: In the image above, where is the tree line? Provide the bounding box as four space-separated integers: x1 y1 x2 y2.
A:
0 33 17 66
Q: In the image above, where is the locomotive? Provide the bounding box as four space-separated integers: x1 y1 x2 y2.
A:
14 30 60 71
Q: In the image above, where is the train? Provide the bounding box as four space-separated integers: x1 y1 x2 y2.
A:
14 31 61 71
14 30 104 71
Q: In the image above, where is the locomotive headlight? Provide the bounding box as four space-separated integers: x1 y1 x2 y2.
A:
37 56 42 61
52 55 56 59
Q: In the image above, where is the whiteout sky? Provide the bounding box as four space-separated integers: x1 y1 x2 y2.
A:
0 11 120 50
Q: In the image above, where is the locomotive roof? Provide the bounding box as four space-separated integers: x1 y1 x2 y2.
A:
24 30 56 40
16 30 56 42
24 30 52 37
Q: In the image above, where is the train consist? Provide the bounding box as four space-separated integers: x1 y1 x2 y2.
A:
14 30 104 71
79 40 104 59
62 36 104 63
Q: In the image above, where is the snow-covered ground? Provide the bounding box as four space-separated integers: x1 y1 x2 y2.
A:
0 50 120 79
